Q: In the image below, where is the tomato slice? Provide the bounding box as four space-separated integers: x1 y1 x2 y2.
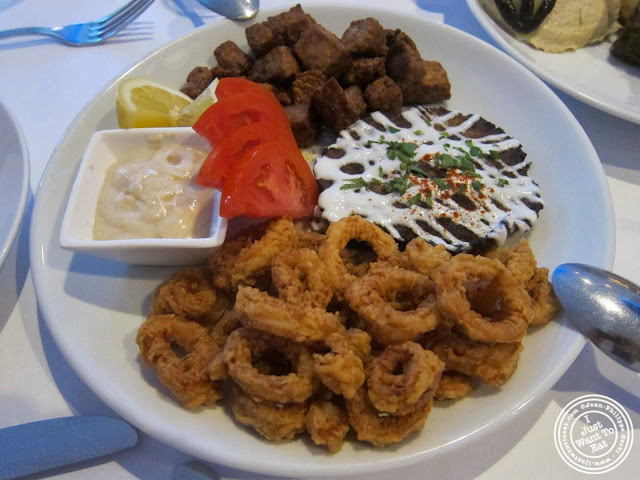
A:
196 122 279 189
193 78 318 219
215 77 280 106
219 140 317 219
193 92 289 145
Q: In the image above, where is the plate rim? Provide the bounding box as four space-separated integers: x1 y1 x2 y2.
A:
465 0 640 125
29 4 614 476
0 99 30 271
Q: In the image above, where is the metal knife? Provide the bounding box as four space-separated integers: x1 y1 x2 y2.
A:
0 416 138 479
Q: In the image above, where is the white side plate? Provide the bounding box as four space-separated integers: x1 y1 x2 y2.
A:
0 99 30 270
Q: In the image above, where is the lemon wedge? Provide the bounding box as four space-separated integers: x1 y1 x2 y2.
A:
176 78 219 127
116 77 193 128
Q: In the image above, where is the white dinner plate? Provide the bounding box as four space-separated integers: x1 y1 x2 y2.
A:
466 0 640 124
30 5 615 477
0 99 30 270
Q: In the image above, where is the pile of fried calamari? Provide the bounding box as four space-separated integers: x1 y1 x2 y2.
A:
136 215 559 452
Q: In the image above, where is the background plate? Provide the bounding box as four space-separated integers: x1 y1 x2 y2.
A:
30 5 614 477
466 0 640 125
0 99 30 271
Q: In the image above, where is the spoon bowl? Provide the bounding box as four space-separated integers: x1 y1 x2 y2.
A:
195 0 259 20
552 263 640 373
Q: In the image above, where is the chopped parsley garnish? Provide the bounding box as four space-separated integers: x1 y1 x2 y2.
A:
388 174 412 195
414 130 424 135
407 193 422 206
432 152 476 174
340 178 369 190
366 138 418 163
498 178 510 187
490 150 500 159
423 195 433 209
343 134 488 198
438 131 449 140
433 178 448 190
387 125 400 133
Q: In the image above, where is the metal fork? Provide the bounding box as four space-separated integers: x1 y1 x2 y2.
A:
0 0 154 46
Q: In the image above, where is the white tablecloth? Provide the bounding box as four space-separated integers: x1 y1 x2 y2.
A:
0 0 638 478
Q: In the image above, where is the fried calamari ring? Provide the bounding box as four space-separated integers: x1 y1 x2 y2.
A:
367 342 444 414
208 234 255 290
343 328 372 361
404 237 452 277
526 267 561 326
346 388 433 447
235 286 342 342
149 267 225 325
228 217 298 289
434 372 473 401
296 229 325 251
435 254 532 343
313 332 365 399
319 215 400 295
305 400 350 453
229 384 307 441
486 238 537 286
223 328 316 404
136 314 222 408
422 326 523 387
208 351 228 382
272 248 332 309
345 263 439 345
209 309 244 348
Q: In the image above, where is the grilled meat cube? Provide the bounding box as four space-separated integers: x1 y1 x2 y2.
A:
261 83 293 106
344 85 368 118
341 18 388 57
267 3 317 45
181 66 214 99
284 103 319 148
342 57 386 87
214 40 254 76
364 76 403 115
385 30 425 86
294 24 352 78
400 60 451 105
249 46 300 85
311 78 359 132
292 69 326 104
246 22 284 57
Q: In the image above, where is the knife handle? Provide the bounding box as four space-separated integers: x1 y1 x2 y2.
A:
0 416 138 479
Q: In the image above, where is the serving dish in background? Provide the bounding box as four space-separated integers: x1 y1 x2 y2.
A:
466 0 640 125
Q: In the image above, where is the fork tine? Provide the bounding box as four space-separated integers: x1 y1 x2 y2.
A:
95 0 150 27
92 0 154 39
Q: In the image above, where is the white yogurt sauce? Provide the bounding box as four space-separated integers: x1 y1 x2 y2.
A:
93 138 214 240
313 107 543 252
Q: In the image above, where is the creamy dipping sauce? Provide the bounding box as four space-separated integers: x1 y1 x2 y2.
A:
93 137 214 240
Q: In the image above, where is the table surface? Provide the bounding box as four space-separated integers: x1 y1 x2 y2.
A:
1 0 638 479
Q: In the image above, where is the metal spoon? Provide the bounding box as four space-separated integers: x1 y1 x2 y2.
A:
551 263 640 373
195 0 259 20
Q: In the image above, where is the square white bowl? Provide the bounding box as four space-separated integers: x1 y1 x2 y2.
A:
59 127 227 265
